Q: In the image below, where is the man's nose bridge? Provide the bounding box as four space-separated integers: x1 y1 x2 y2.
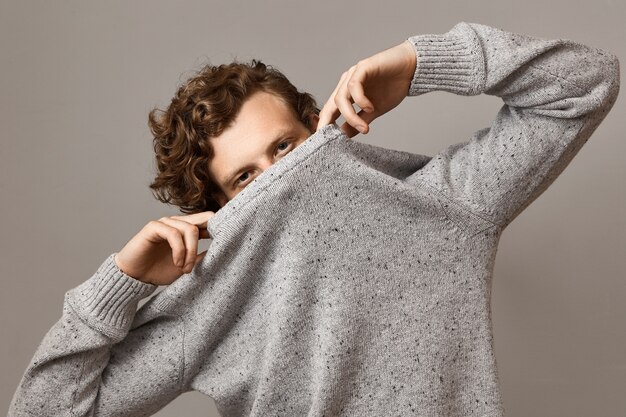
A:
260 156 274 171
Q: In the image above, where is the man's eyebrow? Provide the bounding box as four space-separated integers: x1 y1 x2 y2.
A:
222 129 292 188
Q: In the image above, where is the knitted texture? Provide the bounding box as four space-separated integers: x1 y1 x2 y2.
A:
8 22 619 417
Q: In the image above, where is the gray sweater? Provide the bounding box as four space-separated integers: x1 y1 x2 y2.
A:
8 21 619 417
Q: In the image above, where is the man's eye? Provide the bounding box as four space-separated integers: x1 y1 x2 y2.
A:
277 141 291 152
236 172 250 184
234 141 292 188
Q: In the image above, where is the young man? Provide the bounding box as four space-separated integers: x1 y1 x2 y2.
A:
9 21 619 416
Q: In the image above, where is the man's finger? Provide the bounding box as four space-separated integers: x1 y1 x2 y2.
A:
335 69 368 133
318 93 341 129
340 107 375 138
348 66 375 114
339 121 360 138
318 72 348 129
158 217 200 271
317 94 334 129
198 228 211 239
170 210 215 228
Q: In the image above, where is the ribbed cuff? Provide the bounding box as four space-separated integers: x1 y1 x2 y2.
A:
406 22 485 97
66 253 158 341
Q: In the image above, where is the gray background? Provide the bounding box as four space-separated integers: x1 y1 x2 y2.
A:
2 1 624 416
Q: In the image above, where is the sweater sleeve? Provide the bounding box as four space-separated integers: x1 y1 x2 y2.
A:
405 21 620 229
7 253 188 417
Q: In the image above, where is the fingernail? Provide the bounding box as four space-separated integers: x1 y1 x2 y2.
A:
357 125 366 133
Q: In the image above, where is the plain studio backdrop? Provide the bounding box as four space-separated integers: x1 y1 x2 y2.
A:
1 1 624 416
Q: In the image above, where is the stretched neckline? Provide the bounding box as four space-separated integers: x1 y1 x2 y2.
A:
206 122 348 238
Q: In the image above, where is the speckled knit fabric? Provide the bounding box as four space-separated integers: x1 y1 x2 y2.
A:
9 21 619 417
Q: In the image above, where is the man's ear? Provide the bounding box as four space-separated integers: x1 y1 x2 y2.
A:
308 112 320 132
210 188 228 208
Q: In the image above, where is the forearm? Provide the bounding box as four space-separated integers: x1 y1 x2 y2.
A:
404 22 619 228
8 253 164 416
406 21 619 107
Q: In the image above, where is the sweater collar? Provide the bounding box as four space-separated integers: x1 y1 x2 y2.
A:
206 122 348 238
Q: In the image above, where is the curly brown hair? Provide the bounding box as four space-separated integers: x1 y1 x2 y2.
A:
147 59 320 214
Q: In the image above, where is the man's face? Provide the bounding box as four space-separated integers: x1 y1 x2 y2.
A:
208 90 319 207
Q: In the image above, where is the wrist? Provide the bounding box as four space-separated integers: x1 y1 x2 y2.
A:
403 39 417 69
114 252 145 283
402 40 418 92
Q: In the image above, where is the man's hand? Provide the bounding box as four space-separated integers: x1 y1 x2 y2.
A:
114 211 215 286
317 40 417 138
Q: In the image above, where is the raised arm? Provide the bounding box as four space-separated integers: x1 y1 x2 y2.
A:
316 21 619 229
405 21 620 229
8 253 187 417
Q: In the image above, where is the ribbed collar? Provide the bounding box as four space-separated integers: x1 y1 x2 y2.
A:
206 122 348 238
